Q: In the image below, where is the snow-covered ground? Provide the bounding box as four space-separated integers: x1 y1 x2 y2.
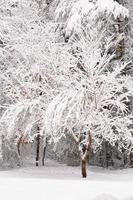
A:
0 160 133 200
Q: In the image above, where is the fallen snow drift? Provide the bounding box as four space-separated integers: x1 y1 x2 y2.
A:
0 160 133 200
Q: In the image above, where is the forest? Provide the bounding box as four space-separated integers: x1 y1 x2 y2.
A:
0 0 133 180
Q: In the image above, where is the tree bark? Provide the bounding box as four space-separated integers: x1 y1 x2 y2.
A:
36 134 40 166
17 136 23 156
17 142 21 156
42 145 47 166
80 129 92 178
81 158 87 178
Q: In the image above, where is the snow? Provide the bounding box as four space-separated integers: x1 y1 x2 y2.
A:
0 160 133 200
97 0 129 19
55 0 129 38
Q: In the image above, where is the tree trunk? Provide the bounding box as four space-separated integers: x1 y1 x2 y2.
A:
17 142 21 156
81 158 87 178
42 145 47 166
17 136 23 156
36 134 40 166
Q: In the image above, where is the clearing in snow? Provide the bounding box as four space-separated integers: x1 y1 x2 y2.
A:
0 160 133 200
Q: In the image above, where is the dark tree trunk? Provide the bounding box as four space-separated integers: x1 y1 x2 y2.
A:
81 159 87 178
42 145 47 166
17 142 21 156
36 134 40 166
79 129 92 178
17 136 23 156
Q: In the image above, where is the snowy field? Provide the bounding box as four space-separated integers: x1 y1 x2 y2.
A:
0 160 133 200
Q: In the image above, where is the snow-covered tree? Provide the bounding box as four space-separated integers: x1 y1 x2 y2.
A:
52 0 128 40
34 0 132 176
0 0 60 165
0 0 132 176
44 24 133 176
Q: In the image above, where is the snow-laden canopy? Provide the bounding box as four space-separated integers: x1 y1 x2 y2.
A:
54 0 129 38
44 32 133 152
45 83 133 153
0 99 44 142
45 89 92 143
0 0 132 157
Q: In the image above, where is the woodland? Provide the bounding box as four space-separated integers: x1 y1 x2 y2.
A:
0 0 133 178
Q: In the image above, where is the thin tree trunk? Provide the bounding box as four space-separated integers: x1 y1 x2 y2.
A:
130 152 133 167
17 136 23 156
42 145 47 166
17 142 21 156
36 134 40 166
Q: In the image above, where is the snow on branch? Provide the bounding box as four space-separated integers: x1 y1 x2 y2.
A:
44 30 133 153
55 0 129 38
96 0 129 19
0 99 45 143
0 0 132 156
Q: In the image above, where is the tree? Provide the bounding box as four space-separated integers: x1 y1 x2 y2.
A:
0 0 132 175
0 0 59 165
53 0 129 40
44 25 133 176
